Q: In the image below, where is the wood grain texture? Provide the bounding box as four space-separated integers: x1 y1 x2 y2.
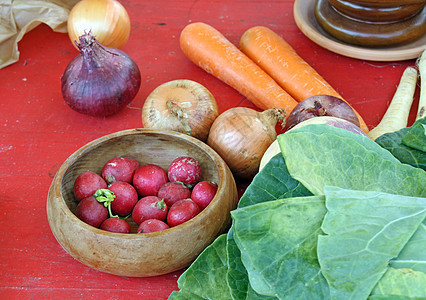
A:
47 129 238 277
0 0 420 298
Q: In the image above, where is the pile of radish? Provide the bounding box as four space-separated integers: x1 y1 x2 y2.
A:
73 156 217 234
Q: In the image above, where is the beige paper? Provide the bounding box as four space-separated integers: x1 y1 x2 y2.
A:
0 0 79 69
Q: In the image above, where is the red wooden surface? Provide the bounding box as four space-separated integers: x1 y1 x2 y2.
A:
0 1 420 299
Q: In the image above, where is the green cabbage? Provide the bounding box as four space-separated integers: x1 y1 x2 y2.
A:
169 124 426 300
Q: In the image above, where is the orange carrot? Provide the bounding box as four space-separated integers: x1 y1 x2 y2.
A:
179 22 298 116
240 26 369 133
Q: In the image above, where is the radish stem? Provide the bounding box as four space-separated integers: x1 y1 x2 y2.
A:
416 49 425 120
368 67 418 140
94 188 118 218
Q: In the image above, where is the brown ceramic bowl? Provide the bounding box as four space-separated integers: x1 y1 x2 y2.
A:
342 0 425 7
47 129 238 277
315 0 426 47
328 0 425 22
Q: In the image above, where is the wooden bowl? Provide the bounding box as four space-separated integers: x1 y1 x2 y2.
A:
46 129 238 277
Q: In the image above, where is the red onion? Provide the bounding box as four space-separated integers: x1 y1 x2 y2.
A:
61 32 141 117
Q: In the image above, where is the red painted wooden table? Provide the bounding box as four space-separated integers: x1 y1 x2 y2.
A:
0 1 420 299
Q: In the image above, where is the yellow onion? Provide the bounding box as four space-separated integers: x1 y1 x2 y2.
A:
207 107 286 179
142 80 219 142
68 0 131 49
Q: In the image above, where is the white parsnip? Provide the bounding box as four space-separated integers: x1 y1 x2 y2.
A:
416 49 425 120
368 67 418 140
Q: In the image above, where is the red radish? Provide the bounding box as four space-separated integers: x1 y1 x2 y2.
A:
137 219 170 233
100 218 131 233
191 181 218 210
157 181 191 207
101 156 140 184
168 156 202 186
108 181 138 217
167 198 200 227
133 164 168 196
75 196 108 228
132 196 168 225
73 170 107 201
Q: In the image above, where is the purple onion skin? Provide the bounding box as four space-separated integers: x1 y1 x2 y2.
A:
286 94 360 130
61 33 141 117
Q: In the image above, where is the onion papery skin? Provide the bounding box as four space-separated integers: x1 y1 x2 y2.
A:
142 79 219 142
207 107 285 179
61 33 141 117
68 0 131 49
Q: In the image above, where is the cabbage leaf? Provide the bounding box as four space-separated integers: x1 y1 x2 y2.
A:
226 153 312 299
169 125 426 300
232 196 329 299
278 125 426 197
371 267 426 299
401 117 426 152
317 187 426 300
168 234 232 300
390 221 426 273
237 153 312 209
375 117 426 170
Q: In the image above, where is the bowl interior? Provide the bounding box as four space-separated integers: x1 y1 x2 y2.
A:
61 129 220 232
48 129 238 277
